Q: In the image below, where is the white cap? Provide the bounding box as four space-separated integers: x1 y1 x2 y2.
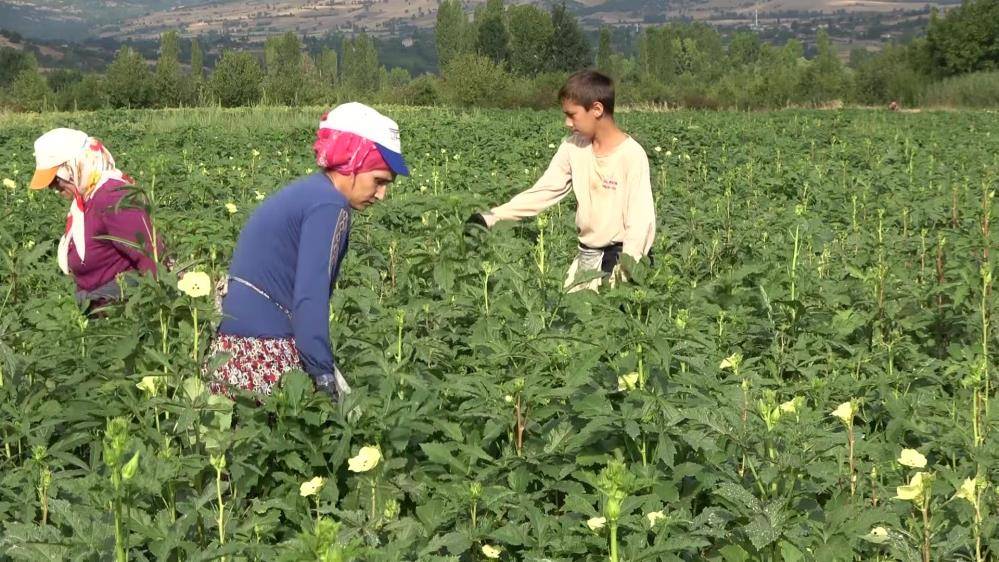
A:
319 103 409 176
30 128 89 189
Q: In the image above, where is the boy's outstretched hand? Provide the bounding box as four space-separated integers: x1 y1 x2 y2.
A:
466 212 488 228
463 213 488 248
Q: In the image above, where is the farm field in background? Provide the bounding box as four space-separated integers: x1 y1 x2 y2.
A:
0 106 998 561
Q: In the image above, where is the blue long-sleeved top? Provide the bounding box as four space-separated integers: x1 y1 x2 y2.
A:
219 172 351 379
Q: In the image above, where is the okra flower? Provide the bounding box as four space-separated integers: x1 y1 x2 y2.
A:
586 516 606 531
719 353 743 371
897 448 927 468
779 397 802 415
894 471 930 503
617 372 639 391
136 376 159 397
299 476 326 497
831 401 854 424
953 477 980 508
348 445 382 473
177 272 212 298
481 544 502 559
863 526 890 544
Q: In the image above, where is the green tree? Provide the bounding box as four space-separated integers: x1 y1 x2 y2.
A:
728 31 762 67
317 47 338 87
208 50 262 107
189 36 204 104
263 32 306 104
925 0 999 77
105 46 152 108
296 53 328 105
638 27 677 82
475 0 508 64
436 0 472 70
546 1 591 72
674 24 724 79
47 69 82 93
0 47 37 88
596 27 613 74
10 67 51 112
155 30 186 107
507 4 553 76
442 53 510 106
385 67 412 90
59 74 107 111
639 23 723 96
391 74 440 105
341 33 380 95
801 29 848 103
751 40 805 108
851 43 926 105
190 36 204 81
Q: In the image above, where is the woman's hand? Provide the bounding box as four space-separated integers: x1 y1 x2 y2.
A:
313 368 352 401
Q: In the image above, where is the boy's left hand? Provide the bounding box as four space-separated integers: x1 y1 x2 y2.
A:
465 213 488 228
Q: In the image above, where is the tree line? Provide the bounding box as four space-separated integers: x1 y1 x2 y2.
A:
1 0 996 112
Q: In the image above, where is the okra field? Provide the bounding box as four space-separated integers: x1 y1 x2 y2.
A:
1 107 998 561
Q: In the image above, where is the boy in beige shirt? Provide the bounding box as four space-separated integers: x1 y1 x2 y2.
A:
468 70 656 291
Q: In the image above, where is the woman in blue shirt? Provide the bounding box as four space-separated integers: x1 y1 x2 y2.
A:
206 103 409 400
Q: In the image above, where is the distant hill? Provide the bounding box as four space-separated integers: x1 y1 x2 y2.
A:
0 0 960 42
0 0 960 79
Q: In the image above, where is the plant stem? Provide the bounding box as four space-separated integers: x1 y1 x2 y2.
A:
113 497 126 562
974 499 983 562
609 521 619 562
790 223 800 307
847 423 856 496
396 312 404 365
483 272 490 315
514 395 525 456
975 533 982 562
37 485 48 525
216 464 226 560
980 264 991 430
972 387 981 447
370 479 377 522
192 307 199 361
168 480 176 523
160 309 168 369
869 466 879 507
921 499 931 562
637 343 645 390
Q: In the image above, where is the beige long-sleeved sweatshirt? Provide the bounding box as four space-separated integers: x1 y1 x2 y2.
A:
482 134 656 261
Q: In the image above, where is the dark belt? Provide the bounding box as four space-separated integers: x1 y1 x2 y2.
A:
578 242 654 273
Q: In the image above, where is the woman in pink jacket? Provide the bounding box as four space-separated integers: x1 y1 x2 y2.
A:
29 128 163 309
